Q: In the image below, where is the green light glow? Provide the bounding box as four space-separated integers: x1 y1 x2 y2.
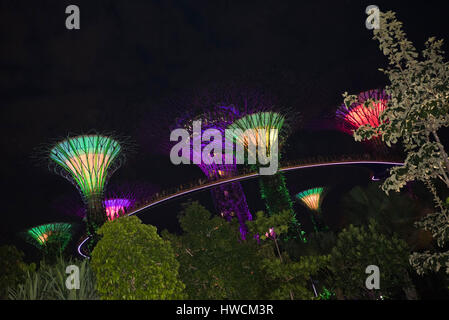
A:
296 187 325 213
50 135 122 198
226 112 285 158
26 223 72 250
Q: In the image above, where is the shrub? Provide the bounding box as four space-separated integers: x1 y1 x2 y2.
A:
0 245 35 299
8 256 98 300
91 215 185 299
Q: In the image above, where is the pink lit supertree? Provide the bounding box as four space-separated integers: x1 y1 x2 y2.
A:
103 182 159 221
336 89 390 153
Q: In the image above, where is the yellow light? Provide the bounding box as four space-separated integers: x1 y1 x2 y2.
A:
65 153 110 193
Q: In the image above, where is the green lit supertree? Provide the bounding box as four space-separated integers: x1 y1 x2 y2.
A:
296 187 328 232
226 110 306 242
47 134 126 251
23 223 73 259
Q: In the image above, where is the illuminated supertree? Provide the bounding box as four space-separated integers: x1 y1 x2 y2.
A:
47 134 126 249
296 187 328 232
336 89 390 152
103 182 159 221
224 109 306 242
296 187 325 213
23 223 74 259
173 105 253 239
103 198 132 221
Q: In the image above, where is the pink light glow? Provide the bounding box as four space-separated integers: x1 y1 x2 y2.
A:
104 198 132 221
344 100 388 130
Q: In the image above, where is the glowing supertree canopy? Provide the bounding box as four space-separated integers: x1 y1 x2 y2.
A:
336 89 389 137
295 187 328 233
226 111 286 160
104 198 132 220
173 105 240 180
103 182 158 221
24 223 73 254
49 135 122 198
296 187 325 213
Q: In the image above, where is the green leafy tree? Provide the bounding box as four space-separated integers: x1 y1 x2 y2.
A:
342 183 431 250
247 211 329 300
8 256 97 300
0 245 35 299
280 231 337 299
342 10 449 275
163 202 266 299
260 249 329 300
247 210 291 240
328 220 417 299
91 215 185 300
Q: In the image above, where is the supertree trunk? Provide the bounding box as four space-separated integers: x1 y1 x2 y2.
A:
85 193 107 252
259 172 306 242
310 213 328 233
259 172 294 216
211 182 252 239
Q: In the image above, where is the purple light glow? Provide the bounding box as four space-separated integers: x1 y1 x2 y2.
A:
103 198 133 220
174 107 253 239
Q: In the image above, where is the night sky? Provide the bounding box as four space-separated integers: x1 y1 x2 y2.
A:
1 0 449 258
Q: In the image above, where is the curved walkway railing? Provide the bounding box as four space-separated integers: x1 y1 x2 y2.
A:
77 159 403 258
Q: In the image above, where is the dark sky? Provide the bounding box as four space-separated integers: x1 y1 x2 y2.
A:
1 0 449 256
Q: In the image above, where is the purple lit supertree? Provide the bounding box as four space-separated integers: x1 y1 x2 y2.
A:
103 182 159 220
336 89 390 153
183 98 306 242
172 105 253 239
